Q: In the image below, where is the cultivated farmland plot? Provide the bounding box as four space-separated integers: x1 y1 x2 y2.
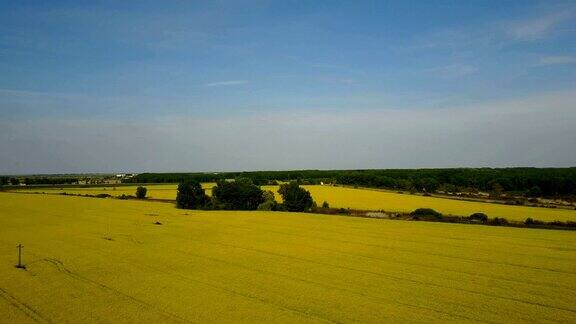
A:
11 184 576 222
0 193 575 322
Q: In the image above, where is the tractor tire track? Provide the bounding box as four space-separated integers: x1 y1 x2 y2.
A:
208 222 576 290
310 244 576 294
198 239 576 316
40 258 190 323
129 261 341 323
0 287 51 323
170 247 497 323
192 220 576 276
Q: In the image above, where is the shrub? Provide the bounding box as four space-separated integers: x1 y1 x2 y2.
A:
262 190 276 202
278 182 314 212
176 181 210 209
524 217 544 225
95 193 111 198
212 178 264 210
257 200 277 211
135 186 147 199
489 217 508 225
547 221 576 228
410 208 443 219
322 201 330 208
469 212 488 222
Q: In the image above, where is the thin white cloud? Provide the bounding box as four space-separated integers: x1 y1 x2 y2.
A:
425 64 478 79
537 55 576 66
205 80 248 87
503 10 574 41
0 87 64 98
0 87 91 108
394 7 575 56
1 89 575 174
309 63 342 69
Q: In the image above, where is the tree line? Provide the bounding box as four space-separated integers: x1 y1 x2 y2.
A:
124 168 576 197
3 167 575 198
0 177 79 186
175 179 314 212
0 177 20 186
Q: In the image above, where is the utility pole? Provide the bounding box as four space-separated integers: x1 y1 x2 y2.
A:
16 244 24 269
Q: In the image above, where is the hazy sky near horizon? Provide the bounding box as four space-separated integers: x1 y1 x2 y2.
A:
1 0 575 174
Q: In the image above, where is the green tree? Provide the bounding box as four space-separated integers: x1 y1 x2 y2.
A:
439 183 457 193
135 186 147 199
9 178 20 185
489 181 503 197
527 185 542 198
176 181 209 209
278 182 314 212
212 178 264 210
418 177 439 192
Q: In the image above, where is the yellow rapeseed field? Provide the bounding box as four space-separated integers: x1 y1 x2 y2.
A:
0 193 575 322
10 183 215 200
280 185 576 223
9 184 576 222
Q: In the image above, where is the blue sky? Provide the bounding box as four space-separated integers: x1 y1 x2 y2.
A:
1 1 575 173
